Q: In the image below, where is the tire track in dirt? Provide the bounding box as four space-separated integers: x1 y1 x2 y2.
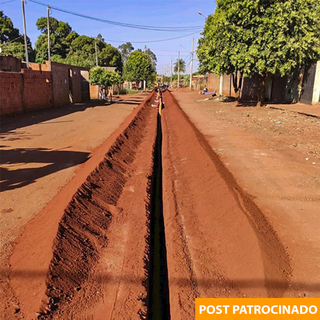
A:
161 90 292 318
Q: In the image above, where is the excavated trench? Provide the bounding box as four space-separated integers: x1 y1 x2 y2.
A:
8 90 292 319
147 113 170 320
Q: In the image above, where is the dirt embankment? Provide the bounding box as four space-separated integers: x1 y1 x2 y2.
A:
161 91 292 319
7 92 159 319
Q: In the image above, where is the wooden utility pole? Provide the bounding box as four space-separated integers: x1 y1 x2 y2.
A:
21 0 29 68
190 38 194 89
47 6 51 61
178 51 180 88
95 41 98 66
144 45 147 90
170 59 173 87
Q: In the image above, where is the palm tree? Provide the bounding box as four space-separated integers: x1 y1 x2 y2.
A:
174 59 186 73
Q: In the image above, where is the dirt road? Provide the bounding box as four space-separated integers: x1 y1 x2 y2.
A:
0 93 149 317
1 90 319 319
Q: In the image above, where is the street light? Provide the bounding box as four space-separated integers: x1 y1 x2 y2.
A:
198 11 208 19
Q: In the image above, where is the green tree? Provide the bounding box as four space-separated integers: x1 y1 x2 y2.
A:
123 50 155 83
174 59 186 73
118 42 134 64
89 67 121 86
0 11 35 61
138 48 157 68
99 45 122 71
197 0 320 105
35 17 77 63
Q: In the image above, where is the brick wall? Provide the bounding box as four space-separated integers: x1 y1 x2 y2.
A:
28 62 50 72
206 74 219 92
22 69 53 112
50 62 70 106
0 55 22 72
0 72 23 115
0 70 53 116
90 84 100 99
50 62 89 106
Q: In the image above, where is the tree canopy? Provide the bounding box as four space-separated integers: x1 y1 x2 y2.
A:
35 16 122 69
118 42 134 64
35 17 76 63
137 48 157 68
89 67 121 86
197 0 320 102
0 10 35 61
123 50 155 83
174 58 186 73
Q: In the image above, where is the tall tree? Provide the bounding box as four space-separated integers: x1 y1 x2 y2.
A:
35 17 123 69
174 59 186 73
35 17 77 63
123 50 155 83
118 42 134 64
138 47 157 68
0 10 35 61
197 0 320 105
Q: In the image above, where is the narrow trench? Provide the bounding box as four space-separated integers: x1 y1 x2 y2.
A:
147 112 171 320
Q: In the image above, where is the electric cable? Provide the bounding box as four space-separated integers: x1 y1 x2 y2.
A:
28 0 203 32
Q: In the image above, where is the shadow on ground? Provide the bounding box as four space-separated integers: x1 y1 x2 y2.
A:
0 148 89 191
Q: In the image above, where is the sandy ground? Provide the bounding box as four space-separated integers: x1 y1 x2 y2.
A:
172 91 320 299
0 93 149 315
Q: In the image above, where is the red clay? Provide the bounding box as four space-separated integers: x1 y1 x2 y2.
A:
161 91 291 319
2 90 319 319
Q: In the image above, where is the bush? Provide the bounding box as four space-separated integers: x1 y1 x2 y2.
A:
116 89 140 95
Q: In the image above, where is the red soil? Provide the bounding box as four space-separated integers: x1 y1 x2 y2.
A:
3 90 303 319
161 91 291 319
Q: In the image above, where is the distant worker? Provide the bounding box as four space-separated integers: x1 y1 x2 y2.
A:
108 90 113 103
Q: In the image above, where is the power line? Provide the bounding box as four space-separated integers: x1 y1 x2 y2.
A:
0 34 24 45
28 0 203 32
103 31 201 44
149 48 189 53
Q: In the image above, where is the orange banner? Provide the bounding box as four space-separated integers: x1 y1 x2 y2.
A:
195 299 320 319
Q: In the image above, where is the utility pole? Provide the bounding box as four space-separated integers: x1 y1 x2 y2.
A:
21 0 29 68
144 45 147 90
95 41 98 66
170 59 173 87
47 5 51 61
190 38 194 90
178 51 180 89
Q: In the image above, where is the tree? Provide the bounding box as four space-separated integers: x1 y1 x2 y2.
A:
123 50 155 83
0 10 19 43
138 48 157 68
0 10 35 61
89 67 121 86
35 16 123 69
99 45 122 71
197 0 320 105
35 17 76 63
174 59 186 73
118 42 134 64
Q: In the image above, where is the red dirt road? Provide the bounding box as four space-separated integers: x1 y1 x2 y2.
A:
172 91 320 300
0 93 149 317
1 90 320 319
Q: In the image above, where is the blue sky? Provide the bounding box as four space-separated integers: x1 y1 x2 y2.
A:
0 0 216 75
